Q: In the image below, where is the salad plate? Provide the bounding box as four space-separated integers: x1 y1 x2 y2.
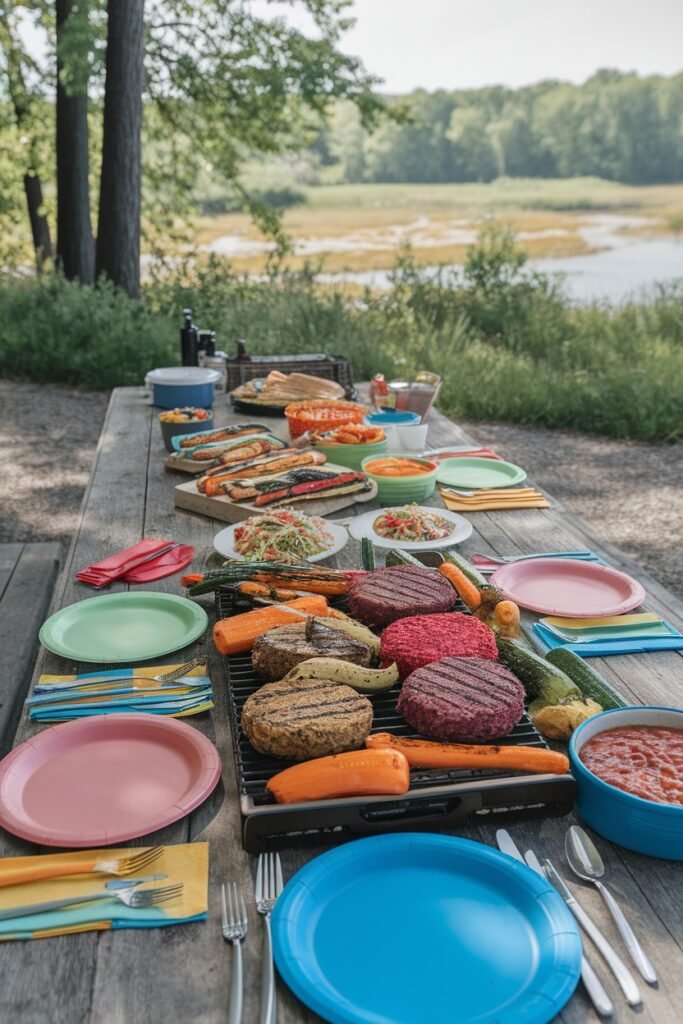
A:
213 515 349 563
39 592 208 663
348 505 472 550
436 456 527 489
0 714 221 846
492 558 646 617
272 833 581 1024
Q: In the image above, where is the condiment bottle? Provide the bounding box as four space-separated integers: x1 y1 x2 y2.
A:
180 308 199 366
370 373 391 409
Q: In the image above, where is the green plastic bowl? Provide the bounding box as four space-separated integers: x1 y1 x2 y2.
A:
361 453 439 502
317 438 388 471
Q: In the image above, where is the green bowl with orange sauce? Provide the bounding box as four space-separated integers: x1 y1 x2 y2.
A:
361 453 438 503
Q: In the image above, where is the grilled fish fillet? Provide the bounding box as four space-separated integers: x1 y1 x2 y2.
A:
203 451 327 496
178 423 268 449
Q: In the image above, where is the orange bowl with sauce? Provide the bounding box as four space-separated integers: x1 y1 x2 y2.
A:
362 454 438 502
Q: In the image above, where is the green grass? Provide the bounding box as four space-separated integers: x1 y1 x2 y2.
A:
1 226 682 441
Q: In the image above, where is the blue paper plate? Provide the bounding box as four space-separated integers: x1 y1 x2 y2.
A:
272 833 581 1024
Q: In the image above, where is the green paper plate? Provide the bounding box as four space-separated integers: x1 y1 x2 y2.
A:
436 457 527 489
39 592 208 663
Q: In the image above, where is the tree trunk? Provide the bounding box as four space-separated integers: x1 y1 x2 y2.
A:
23 172 53 272
0 16 54 271
95 0 145 297
56 0 94 284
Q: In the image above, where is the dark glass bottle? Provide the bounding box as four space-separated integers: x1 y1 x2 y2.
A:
180 308 199 366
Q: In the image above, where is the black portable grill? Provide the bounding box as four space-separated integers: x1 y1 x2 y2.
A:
215 589 576 852
224 342 355 395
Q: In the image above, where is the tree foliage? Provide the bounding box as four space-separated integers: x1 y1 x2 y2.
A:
0 0 381 270
318 70 683 185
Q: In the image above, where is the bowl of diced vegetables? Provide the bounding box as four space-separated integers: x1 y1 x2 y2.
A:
159 407 213 451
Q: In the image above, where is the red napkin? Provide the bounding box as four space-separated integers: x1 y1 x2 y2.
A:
76 538 191 588
431 447 502 461
122 545 195 583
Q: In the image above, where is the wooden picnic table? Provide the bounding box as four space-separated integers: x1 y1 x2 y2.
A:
1 386 682 1024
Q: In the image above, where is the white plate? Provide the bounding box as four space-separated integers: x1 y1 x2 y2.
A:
348 506 472 550
213 519 349 563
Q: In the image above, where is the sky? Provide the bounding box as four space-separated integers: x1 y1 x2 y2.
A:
19 1 683 95
339 0 683 92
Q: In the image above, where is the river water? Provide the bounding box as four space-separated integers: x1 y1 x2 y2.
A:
205 213 683 304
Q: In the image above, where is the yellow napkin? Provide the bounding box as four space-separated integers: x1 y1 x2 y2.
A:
441 487 550 511
0 843 208 941
542 612 661 629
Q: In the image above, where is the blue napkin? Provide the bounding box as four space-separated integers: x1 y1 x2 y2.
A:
533 620 683 657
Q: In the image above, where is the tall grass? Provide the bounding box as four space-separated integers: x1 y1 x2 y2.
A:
1 228 682 441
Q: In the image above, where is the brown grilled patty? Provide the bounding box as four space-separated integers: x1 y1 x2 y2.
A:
348 564 455 628
241 677 373 760
251 621 372 681
397 657 525 742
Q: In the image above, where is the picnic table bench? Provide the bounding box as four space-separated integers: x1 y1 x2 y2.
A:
1 386 681 1024
0 542 60 757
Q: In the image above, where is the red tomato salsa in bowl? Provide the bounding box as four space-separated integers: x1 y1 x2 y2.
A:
580 725 683 806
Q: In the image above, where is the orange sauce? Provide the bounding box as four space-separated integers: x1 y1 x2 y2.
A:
364 457 436 477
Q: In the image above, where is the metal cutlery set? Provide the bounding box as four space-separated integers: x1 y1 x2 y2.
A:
496 827 657 1017
0 846 184 921
222 851 284 1024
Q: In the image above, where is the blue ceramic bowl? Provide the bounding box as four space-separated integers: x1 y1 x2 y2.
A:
570 706 683 861
159 413 214 452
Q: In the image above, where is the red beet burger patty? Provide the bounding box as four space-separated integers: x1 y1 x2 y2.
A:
348 564 455 628
380 611 498 678
397 657 526 742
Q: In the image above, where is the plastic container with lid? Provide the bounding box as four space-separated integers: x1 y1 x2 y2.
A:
365 410 421 449
145 367 222 409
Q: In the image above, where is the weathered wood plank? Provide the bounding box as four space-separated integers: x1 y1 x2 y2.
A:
0 542 60 755
0 542 24 600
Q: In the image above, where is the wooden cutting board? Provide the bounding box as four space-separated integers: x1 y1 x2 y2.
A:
173 464 378 523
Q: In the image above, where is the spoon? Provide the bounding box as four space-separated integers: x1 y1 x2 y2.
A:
565 825 657 984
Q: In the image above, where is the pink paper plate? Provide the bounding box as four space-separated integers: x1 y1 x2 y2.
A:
0 714 221 847
491 558 646 617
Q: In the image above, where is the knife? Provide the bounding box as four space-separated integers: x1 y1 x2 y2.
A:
494 832 614 1018
532 853 641 1007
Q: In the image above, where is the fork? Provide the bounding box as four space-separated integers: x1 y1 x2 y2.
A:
32 659 205 694
0 845 165 889
0 882 183 921
472 550 594 564
221 882 248 1024
255 852 284 1024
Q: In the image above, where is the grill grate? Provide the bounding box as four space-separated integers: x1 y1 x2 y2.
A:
216 588 575 850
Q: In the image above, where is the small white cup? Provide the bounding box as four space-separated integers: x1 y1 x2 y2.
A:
396 423 429 452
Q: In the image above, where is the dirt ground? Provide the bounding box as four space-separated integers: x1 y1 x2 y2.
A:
0 382 681 599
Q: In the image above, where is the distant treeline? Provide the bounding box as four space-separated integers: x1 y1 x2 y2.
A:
312 70 683 185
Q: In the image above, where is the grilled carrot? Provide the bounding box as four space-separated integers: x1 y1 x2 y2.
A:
438 562 500 620
180 573 204 587
365 733 570 774
236 581 300 602
213 596 331 655
266 748 411 804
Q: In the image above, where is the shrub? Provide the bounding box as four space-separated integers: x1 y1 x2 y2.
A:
1 229 682 441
